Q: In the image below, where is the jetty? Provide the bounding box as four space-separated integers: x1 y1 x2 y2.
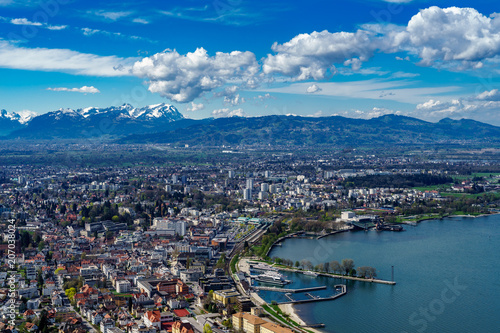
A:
278 284 347 304
277 267 396 285
302 323 326 328
316 228 352 239
253 285 327 293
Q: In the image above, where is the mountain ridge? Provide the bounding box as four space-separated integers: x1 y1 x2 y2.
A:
120 114 500 147
1 103 184 139
1 105 499 146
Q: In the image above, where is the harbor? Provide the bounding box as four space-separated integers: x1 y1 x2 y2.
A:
268 215 500 333
280 285 347 304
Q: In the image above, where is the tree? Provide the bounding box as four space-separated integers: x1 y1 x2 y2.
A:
295 261 300 268
128 297 133 312
65 288 76 303
329 260 341 274
204 323 213 333
37 269 44 289
341 259 354 275
37 310 49 333
37 240 45 252
323 261 330 273
357 266 377 279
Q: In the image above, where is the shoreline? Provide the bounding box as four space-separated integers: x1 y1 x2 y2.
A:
409 212 498 224
279 303 324 333
263 213 495 331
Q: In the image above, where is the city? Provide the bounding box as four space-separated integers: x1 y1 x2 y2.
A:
0 144 499 332
1 0 500 332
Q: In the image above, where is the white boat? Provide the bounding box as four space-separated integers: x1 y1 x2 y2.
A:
250 263 278 273
303 271 319 277
254 271 291 285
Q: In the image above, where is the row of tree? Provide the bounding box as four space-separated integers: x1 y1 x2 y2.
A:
271 257 377 278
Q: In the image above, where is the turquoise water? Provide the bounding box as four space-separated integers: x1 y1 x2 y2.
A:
267 215 500 333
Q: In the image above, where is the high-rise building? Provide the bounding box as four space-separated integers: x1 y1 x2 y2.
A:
228 170 235 178
258 191 268 200
243 188 252 200
261 183 269 192
264 171 271 178
246 178 253 189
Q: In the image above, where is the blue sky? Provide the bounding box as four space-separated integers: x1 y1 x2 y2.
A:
1 0 500 125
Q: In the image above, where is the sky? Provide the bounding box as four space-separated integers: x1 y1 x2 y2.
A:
1 0 500 125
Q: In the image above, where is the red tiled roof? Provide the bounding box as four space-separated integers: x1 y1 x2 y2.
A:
173 309 190 317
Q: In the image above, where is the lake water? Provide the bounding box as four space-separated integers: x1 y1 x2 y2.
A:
267 215 500 333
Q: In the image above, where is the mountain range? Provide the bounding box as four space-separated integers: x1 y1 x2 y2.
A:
1 103 183 139
1 104 500 146
121 114 500 147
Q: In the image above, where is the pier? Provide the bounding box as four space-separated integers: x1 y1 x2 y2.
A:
253 285 327 293
302 323 325 328
278 284 347 304
316 228 351 239
277 267 396 285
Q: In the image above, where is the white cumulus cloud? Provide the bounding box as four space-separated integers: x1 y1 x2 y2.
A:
262 7 500 80
224 94 245 106
397 6 500 69
186 102 205 112
47 86 100 94
306 84 322 93
10 17 41 25
212 108 245 118
132 47 259 103
263 29 382 80
475 89 500 101
415 94 500 125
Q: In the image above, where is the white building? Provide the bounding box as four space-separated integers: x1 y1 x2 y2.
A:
341 211 356 221
116 280 131 293
100 318 115 333
258 192 268 200
153 218 187 236
243 188 252 200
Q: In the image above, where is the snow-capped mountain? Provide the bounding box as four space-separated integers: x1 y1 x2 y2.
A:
76 103 183 121
0 109 38 135
0 109 37 124
1 103 185 139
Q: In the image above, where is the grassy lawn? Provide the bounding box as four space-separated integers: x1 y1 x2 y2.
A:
111 291 133 297
230 254 239 274
440 192 491 199
262 304 300 327
413 184 452 192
